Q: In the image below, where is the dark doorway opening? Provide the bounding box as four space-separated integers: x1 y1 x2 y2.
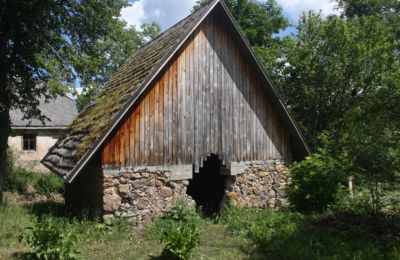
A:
187 154 228 217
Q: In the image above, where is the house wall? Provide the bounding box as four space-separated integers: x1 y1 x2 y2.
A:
8 129 65 173
101 13 293 172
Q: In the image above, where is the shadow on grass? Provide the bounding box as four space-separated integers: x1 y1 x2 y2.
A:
23 201 68 219
246 213 400 260
23 200 101 221
12 252 36 260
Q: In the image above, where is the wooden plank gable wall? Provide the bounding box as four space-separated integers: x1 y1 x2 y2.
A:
101 14 293 172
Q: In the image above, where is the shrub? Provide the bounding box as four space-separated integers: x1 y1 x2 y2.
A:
288 146 343 212
3 151 64 196
151 198 202 260
20 217 80 260
35 174 64 196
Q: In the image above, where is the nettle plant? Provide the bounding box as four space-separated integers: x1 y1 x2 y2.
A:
158 198 202 260
20 217 80 260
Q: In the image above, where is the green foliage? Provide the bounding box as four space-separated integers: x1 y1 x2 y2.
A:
219 207 305 243
219 207 400 259
288 136 343 212
280 11 398 149
149 199 202 260
20 218 81 260
3 152 63 196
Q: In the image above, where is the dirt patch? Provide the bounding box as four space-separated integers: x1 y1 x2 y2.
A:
4 192 64 205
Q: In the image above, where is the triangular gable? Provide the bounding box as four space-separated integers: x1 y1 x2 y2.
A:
43 0 309 183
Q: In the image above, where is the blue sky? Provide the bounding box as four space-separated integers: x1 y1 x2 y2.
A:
120 0 340 36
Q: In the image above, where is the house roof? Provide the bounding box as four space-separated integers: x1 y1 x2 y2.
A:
42 0 310 182
10 95 78 129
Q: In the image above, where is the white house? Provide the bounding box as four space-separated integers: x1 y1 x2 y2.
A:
8 95 78 172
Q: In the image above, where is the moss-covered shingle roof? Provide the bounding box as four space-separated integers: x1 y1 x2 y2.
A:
42 1 218 179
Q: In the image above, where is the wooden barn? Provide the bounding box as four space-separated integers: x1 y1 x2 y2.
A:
42 0 309 223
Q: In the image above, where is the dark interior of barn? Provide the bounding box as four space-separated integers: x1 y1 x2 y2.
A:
186 154 228 217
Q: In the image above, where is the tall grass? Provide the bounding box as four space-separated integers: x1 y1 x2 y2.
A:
218 207 400 259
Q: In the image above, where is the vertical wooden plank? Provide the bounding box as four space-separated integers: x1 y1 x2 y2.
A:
205 22 211 159
164 66 170 165
198 29 205 168
172 60 178 165
139 97 145 164
220 25 226 164
211 18 218 155
193 29 199 172
144 91 150 164
185 39 192 163
149 84 155 165
177 55 183 164
134 108 140 165
129 110 135 166
179 47 187 163
154 81 159 165
110 138 115 166
124 118 130 166
102 140 109 166
158 78 164 165
216 20 223 159
114 130 120 167
168 62 174 165
227 30 234 163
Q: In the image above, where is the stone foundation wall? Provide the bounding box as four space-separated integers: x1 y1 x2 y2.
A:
102 170 189 225
225 160 289 208
101 160 289 225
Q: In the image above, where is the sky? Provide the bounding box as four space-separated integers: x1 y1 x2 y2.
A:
120 0 340 35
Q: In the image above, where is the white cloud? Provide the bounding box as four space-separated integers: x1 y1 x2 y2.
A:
277 0 340 22
120 0 340 32
120 0 197 31
120 1 145 29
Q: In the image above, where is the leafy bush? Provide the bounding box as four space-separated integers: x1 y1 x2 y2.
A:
150 198 202 260
35 174 64 196
288 143 343 212
3 151 63 195
20 217 80 260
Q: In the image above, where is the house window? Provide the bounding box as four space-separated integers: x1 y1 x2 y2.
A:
23 134 36 151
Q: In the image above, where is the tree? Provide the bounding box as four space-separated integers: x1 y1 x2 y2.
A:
280 12 397 149
193 0 289 82
338 0 400 18
0 0 160 202
283 3 400 211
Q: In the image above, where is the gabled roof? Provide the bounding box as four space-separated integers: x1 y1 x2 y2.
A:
10 95 78 129
42 0 309 183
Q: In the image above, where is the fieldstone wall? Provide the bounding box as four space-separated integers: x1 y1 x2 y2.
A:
102 170 189 225
225 160 289 208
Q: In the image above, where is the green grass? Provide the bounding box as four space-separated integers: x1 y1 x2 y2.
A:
0 203 399 259
218 207 400 260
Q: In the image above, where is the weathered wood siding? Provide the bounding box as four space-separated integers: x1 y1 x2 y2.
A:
101 15 292 171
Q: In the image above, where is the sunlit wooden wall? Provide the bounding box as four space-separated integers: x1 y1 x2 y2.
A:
101 14 292 171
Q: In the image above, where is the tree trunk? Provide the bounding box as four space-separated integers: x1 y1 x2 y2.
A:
0 106 10 204
0 31 10 204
